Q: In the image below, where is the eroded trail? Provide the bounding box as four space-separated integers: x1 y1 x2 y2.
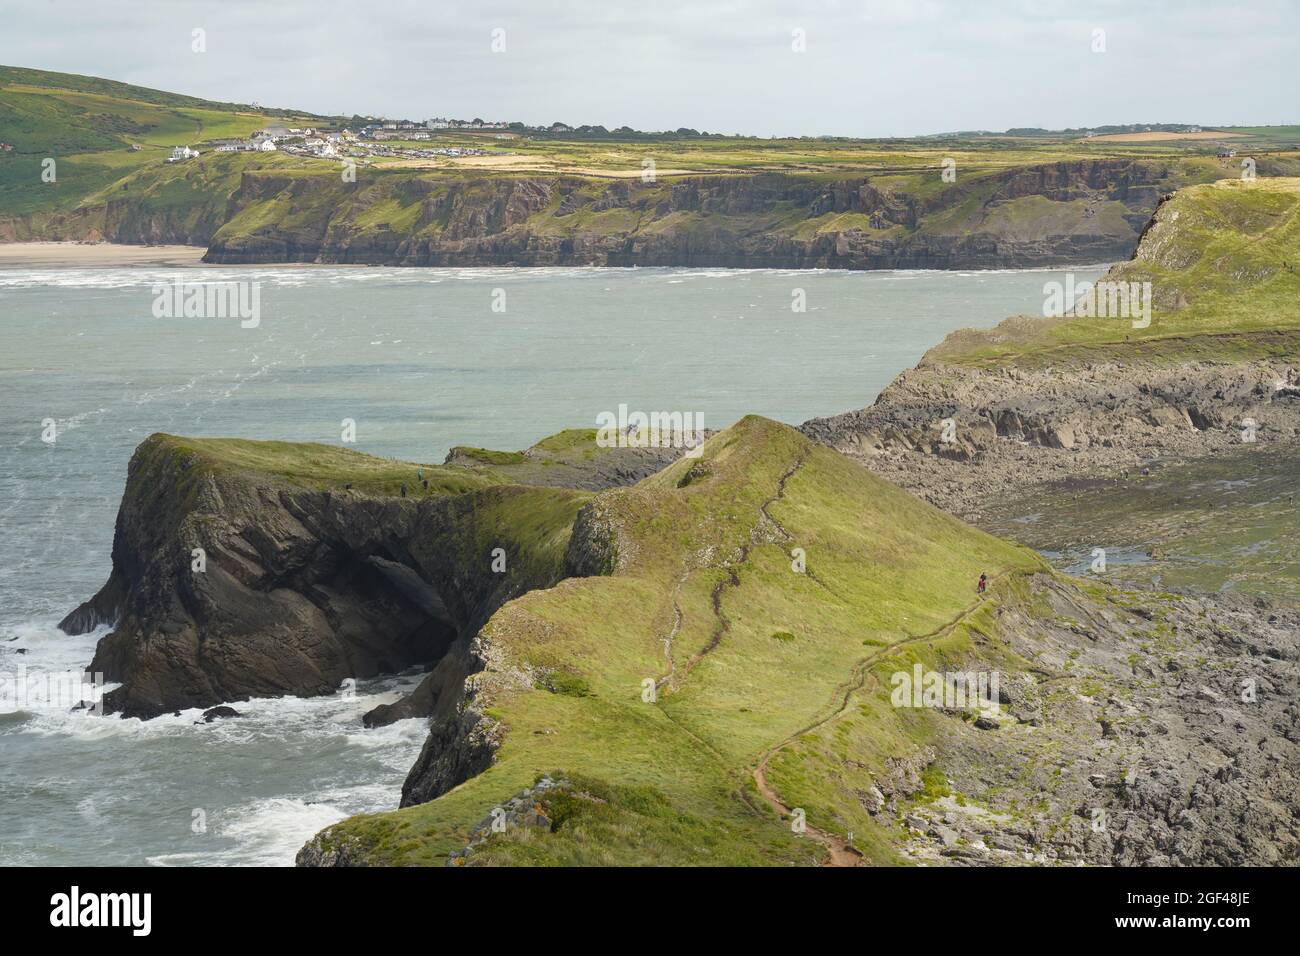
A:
650 454 1012 866
751 573 1010 866
662 456 806 688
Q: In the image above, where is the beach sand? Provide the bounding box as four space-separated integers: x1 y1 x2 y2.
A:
0 242 209 268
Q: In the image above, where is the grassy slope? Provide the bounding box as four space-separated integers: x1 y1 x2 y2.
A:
0 65 320 219
307 416 1045 865
150 433 499 497
7 64 1300 250
448 430 601 470
927 177 1300 366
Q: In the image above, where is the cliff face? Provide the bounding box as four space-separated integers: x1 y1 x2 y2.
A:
200 160 1173 269
60 437 584 718
61 431 685 721
0 154 1255 270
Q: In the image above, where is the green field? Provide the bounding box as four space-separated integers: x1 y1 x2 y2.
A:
0 66 320 219
6 63 1300 248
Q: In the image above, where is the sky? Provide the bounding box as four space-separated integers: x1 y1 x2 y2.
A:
1 0 1295 137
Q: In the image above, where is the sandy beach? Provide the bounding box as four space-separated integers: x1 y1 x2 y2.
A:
0 242 208 268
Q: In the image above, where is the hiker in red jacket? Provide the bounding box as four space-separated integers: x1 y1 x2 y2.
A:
977 573 987 594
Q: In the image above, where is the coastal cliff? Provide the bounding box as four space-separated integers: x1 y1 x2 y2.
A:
3 154 1242 269
60 433 679 719
297 417 1300 867
57 176 1300 868
200 159 1179 269
801 178 1300 517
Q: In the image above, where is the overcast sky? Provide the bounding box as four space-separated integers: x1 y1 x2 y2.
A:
2 0 1295 136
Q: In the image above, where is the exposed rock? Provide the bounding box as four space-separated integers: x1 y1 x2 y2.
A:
802 357 1300 522
58 435 636 719
897 575 1300 867
443 775 574 867
196 705 241 723
33 159 1198 271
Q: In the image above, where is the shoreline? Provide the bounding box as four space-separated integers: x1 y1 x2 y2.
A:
0 242 209 268
0 241 1119 275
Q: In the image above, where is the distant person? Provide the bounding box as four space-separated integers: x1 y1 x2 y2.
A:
977 573 987 594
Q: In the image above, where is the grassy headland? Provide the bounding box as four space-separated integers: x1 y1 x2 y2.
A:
302 416 1047 865
923 177 1300 366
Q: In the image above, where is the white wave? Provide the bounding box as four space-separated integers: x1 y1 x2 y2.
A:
146 798 350 867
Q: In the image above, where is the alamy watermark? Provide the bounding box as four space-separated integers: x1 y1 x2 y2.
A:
0 666 106 715
890 663 1000 716
152 279 261 328
596 404 705 457
1043 274 1151 329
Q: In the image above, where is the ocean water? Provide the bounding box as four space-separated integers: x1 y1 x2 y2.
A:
0 262 1107 866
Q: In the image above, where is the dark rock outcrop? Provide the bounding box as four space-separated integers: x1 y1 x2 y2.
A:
60 437 582 718
802 356 1300 518
197 705 241 723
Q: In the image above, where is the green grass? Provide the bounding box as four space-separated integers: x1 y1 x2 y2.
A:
457 773 811 866
928 177 1300 366
440 427 668 486
0 64 311 113
307 416 1047 866
447 446 528 466
147 433 501 497
0 64 319 223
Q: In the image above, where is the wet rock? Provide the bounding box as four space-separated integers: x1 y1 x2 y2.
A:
197 705 242 723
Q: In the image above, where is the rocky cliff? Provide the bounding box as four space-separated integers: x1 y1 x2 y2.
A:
801 356 1300 519
297 417 1300 867
5 153 1229 269
198 159 1189 269
60 433 678 719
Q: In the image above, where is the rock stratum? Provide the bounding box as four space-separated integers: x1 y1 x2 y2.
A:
9 153 1280 270
60 431 680 720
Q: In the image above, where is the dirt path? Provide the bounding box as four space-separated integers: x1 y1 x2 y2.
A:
649 456 1014 865
751 571 1012 866
658 457 806 690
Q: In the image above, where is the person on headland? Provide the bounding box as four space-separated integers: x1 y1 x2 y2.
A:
977 573 987 594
